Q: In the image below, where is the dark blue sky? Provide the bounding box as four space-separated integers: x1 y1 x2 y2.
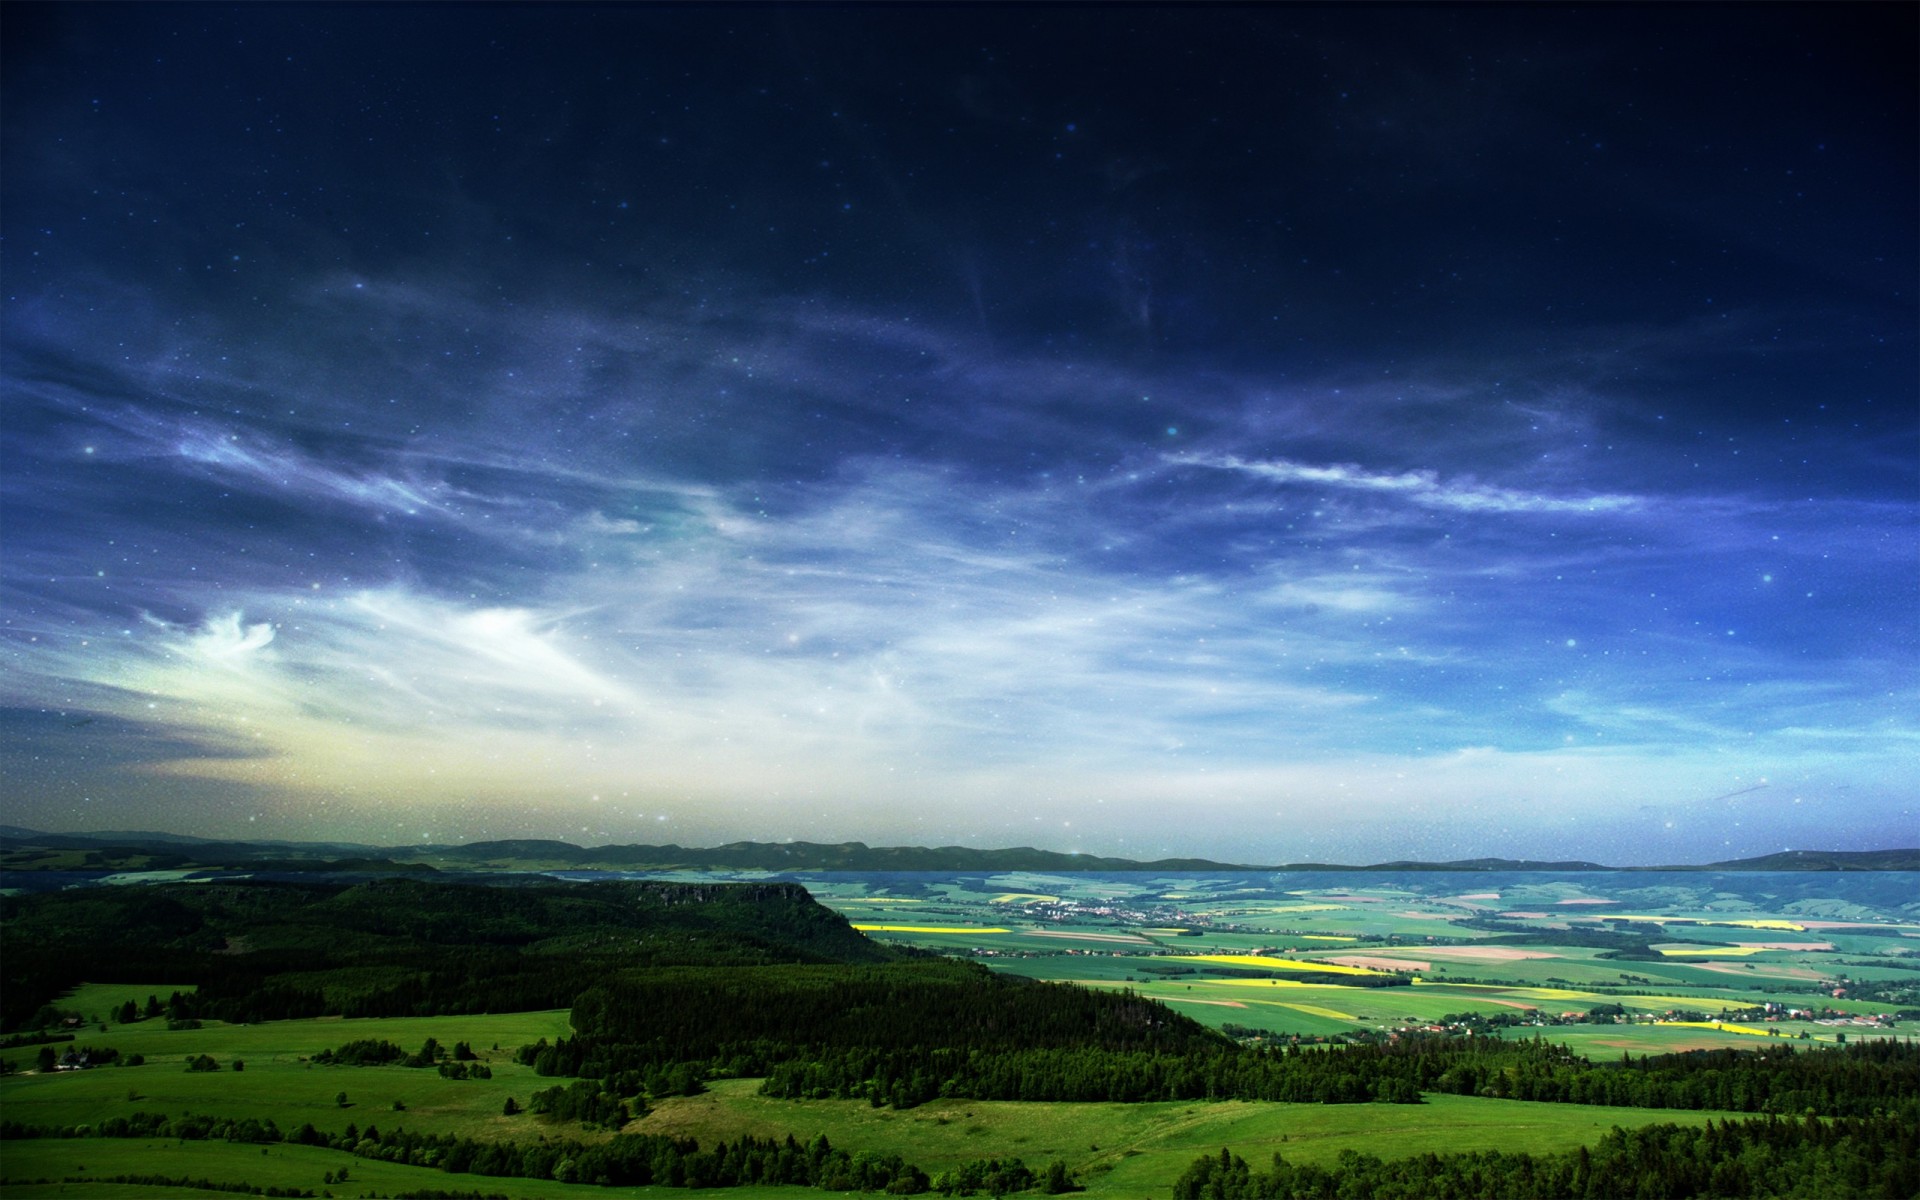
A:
3 4 1913 862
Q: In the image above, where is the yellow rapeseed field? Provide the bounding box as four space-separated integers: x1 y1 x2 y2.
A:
852 925 1012 934
1607 915 1808 932
1186 953 1386 977
1210 977 1357 990
1656 1021 1775 1037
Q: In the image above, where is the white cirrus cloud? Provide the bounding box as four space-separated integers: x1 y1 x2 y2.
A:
1172 452 1642 515
172 424 449 517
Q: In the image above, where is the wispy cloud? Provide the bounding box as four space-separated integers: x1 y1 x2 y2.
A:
1171 452 1643 515
173 425 451 518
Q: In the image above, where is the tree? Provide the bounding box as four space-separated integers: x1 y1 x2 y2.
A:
502 1096 521 1115
336 1090 349 1107
410 1036 443 1066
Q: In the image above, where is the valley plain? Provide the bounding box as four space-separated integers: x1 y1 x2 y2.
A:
792 866 1920 1050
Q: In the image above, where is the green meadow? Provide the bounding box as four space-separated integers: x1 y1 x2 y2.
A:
3 1006 574 1143
42 982 200 1025
0 1137 616 1200
1 1084 1740 1200
637 1079 1741 1197
1 1002 1752 1200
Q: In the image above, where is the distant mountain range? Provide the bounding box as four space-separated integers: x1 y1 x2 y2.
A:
1 825 1914 873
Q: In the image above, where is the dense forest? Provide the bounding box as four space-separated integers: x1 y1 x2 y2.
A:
510 958 1227 1105
737 1034 1919 1117
569 961 1214 1055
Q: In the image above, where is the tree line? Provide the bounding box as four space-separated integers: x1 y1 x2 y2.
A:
1171 1111 1918 1199
0 1113 1078 1195
313 1036 487 1071
538 983 1920 1119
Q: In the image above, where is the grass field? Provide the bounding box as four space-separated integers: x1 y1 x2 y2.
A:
1 1044 1751 1200
0 1136 620 1200
41 982 199 1025
3 984 1766 1200
638 1078 1741 1197
2 1004 575 1144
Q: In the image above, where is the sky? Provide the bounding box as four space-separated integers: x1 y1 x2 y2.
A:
2 5 1914 865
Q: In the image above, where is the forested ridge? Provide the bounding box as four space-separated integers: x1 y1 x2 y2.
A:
0 877 891 1029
